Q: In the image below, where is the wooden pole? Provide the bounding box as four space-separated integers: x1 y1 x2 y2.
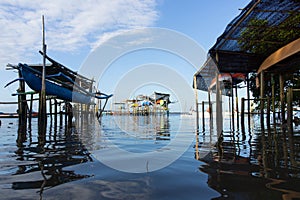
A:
235 86 239 130
271 74 276 124
216 73 223 136
241 97 245 133
38 15 47 137
287 87 293 134
267 97 271 129
54 99 58 126
231 86 235 132
202 101 205 132
247 74 251 128
18 71 27 133
28 93 33 129
279 74 285 123
193 76 199 131
260 71 265 127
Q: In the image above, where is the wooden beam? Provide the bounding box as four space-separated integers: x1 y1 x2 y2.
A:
258 37 300 74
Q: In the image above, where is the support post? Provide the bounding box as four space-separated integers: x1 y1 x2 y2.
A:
247 74 251 128
18 71 27 134
202 101 205 132
279 74 285 123
216 73 223 136
241 97 245 133
267 97 271 129
28 93 33 129
287 87 293 134
271 74 276 124
260 71 265 127
38 15 47 137
235 86 239 130
231 86 235 132
193 76 199 131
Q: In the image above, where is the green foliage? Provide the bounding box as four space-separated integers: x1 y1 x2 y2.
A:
249 71 300 110
238 12 300 55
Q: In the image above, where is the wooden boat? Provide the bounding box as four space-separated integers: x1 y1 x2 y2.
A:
6 52 112 105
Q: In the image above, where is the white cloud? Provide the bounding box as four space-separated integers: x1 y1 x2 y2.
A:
0 0 158 65
0 0 158 111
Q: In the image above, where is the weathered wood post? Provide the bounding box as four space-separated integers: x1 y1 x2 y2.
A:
193 75 199 131
38 15 47 138
202 101 205 132
216 73 223 137
235 86 239 130
18 71 27 134
247 74 251 127
28 93 33 129
267 97 271 129
271 74 276 124
286 87 293 134
54 99 58 126
231 86 235 132
260 71 265 127
241 97 245 133
279 74 285 123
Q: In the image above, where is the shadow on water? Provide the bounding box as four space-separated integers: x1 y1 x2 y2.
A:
195 115 300 200
1 116 93 199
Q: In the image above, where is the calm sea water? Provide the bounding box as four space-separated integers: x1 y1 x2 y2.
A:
0 114 299 200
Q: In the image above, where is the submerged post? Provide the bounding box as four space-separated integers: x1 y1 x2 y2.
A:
38 15 47 136
279 74 285 123
260 71 265 127
18 71 27 133
287 87 293 134
202 101 205 132
241 97 245 133
193 76 199 131
216 73 223 136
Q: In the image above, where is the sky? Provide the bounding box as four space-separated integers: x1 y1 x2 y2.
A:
0 0 250 112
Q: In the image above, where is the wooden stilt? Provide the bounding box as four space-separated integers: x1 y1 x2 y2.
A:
38 15 47 138
18 71 27 134
267 97 271 129
216 73 223 136
279 74 285 123
235 86 239 130
246 75 251 129
241 97 245 133
202 101 205 132
231 86 235 132
28 93 33 130
260 71 265 127
271 74 276 125
287 87 293 134
193 76 199 131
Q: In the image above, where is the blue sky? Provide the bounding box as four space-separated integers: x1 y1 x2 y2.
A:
0 0 249 112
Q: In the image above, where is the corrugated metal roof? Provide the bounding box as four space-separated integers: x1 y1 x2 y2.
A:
208 0 300 73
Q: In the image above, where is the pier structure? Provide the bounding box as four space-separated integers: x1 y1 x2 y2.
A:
4 53 107 142
193 0 300 134
112 92 171 116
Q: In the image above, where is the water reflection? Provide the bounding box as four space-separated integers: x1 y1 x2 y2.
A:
195 116 300 199
12 118 92 196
